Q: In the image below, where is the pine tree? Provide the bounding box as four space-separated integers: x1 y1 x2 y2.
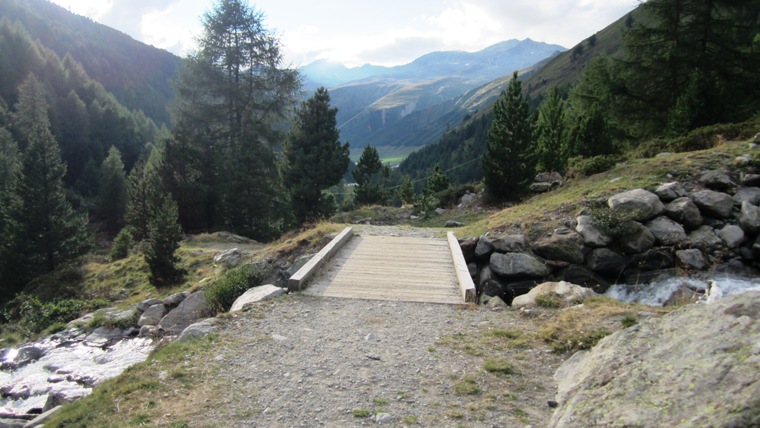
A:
7 74 91 282
125 149 164 242
397 175 415 205
145 195 184 287
352 145 384 206
534 87 568 173
427 163 450 193
483 72 534 201
98 146 127 234
284 87 350 224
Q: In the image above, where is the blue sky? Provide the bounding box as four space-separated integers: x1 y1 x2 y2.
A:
48 0 638 67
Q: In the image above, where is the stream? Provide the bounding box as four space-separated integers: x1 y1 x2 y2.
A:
605 275 760 306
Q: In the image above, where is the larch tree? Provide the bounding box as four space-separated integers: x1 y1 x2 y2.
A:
98 145 127 235
168 0 299 239
283 87 349 224
482 72 534 201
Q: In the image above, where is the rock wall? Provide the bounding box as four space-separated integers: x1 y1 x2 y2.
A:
461 169 760 304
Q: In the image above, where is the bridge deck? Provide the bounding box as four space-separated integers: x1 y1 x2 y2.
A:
303 235 464 305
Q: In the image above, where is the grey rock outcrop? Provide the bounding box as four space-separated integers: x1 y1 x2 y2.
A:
474 236 494 259
511 281 597 309
491 235 527 253
645 216 687 245
718 225 745 248
618 222 656 255
532 228 585 264
733 187 760 205
663 197 702 229
490 252 550 279
213 248 243 268
739 201 760 234
691 189 734 218
158 292 214 335
137 304 167 327
688 226 723 250
229 285 286 312
550 291 760 428
575 215 612 248
654 182 687 202
586 248 628 276
137 298 162 313
699 170 735 191
607 189 664 221
675 249 706 270
178 318 219 341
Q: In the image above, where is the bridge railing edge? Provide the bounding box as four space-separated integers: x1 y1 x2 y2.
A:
288 226 354 292
447 231 478 304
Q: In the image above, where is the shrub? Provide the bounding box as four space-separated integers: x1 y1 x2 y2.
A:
3 294 110 335
111 228 135 261
535 293 563 308
483 358 516 376
589 204 640 238
567 155 621 177
204 264 265 313
434 183 478 208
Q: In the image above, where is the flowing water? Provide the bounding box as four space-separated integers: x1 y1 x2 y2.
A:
605 275 760 306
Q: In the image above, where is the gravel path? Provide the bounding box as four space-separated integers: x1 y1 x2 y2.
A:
189 295 564 427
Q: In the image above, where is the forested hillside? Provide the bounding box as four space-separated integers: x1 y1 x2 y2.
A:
0 0 181 126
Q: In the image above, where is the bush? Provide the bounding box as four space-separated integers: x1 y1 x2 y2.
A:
111 228 135 260
567 155 622 177
589 204 640 238
434 183 478 208
2 293 110 335
204 264 265 313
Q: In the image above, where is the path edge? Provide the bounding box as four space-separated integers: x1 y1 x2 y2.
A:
288 226 354 292
447 231 478 303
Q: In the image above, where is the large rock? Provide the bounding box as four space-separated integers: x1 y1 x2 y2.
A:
213 248 243 268
489 252 550 279
699 170 735 191
733 187 760 205
137 298 162 313
535 171 563 183
137 304 167 327
645 216 687 245
530 182 554 193
474 236 494 259
687 226 723 251
675 249 706 270
532 228 585 264
663 197 702 229
178 318 219 342
575 215 612 248
229 285 286 312
557 265 610 292
549 291 760 428
586 248 629 277
618 222 656 255
654 182 687 202
163 291 190 308
511 281 597 309
607 189 664 221
158 291 214 335
491 235 527 253
458 238 478 263
630 248 675 271
691 189 734 219
739 201 760 234
718 225 745 248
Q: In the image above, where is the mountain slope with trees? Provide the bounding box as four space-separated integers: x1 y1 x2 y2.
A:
0 0 181 127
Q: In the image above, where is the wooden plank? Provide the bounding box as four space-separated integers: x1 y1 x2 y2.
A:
288 227 354 291
448 231 478 303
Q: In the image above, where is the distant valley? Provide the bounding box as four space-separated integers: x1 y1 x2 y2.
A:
300 39 566 159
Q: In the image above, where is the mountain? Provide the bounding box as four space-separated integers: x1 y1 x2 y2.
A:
0 0 181 126
398 8 636 183
300 39 565 158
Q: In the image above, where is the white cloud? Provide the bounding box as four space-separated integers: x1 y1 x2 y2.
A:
52 0 114 20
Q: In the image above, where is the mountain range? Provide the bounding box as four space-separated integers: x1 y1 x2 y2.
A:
301 39 566 159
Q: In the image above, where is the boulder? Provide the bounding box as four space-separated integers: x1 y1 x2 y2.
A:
549 291 760 428
739 201 760 234
178 318 219 342
491 235 527 253
489 252 550 279
474 236 494 259
607 189 664 221
137 304 167 327
741 174 760 187
630 248 675 271
163 291 189 308
663 197 702 229
511 281 597 309
137 298 162 313
586 248 629 277
718 225 745 248
575 215 612 248
158 291 214 335
530 182 554 193
687 226 723 251
458 237 478 263
229 285 286 312
644 216 687 245
654 182 687 202
532 228 585 264
675 249 706 270
467 262 478 278
557 265 610 292
459 192 477 207
699 170 735 191
733 187 760 205
691 189 734 219
535 171 563 183
213 248 243 268
618 222 656 255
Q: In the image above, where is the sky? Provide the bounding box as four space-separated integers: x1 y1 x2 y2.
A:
48 0 638 68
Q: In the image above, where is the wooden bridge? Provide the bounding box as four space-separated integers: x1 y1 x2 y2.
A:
289 227 476 305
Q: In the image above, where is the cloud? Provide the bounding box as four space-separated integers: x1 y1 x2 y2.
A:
51 0 114 20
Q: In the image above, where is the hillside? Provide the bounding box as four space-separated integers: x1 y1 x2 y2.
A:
0 0 181 126
301 39 565 158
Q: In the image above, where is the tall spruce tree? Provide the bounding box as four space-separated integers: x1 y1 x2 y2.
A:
98 146 127 235
145 195 184 287
125 148 164 242
6 74 90 284
483 72 534 201
352 145 384 206
168 0 299 236
284 87 349 224
427 163 450 193
534 87 568 173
